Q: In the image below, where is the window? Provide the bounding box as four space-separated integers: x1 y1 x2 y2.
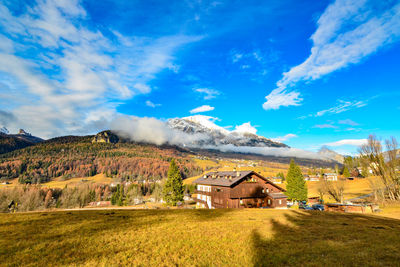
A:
279 200 282 205
268 199 271 205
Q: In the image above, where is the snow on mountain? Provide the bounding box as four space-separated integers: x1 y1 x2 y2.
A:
167 115 288 148
181 115 230 134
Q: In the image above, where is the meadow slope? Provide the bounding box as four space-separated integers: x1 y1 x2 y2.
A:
1 209 400 266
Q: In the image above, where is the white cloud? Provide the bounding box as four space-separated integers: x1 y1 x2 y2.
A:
299 99 368 119
194 88 221 100
338 119 359 126
316 100 367 116
263 0 400 110
146 100 161 108
325 139 367 147
233 122 257 135
190 105 215 114
232 53 243 63
262 88 302 110
112 115 323 160
314 124 337 129
134 83 151 94
271 133 298 143
0 0 201 138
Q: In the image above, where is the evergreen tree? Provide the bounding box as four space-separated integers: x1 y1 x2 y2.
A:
276 172 285 182
285 159 308 202
342 166 350 178
163 159 184 206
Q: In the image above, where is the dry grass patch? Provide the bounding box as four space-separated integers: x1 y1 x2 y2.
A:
1 209 400 266
42 173 113 188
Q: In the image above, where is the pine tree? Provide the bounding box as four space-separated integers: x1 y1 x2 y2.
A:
285 159 308 202
163 159 184 206
342 166 350 178
277 172 285 182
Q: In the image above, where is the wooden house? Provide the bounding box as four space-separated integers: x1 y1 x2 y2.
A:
194 171 287 209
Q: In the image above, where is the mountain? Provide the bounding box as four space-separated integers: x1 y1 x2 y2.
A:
0 129 43 154
92 130 120 144
167 116 288 148
317 146 344 164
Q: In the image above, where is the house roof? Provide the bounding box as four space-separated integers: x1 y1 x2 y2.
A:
194 170 286 192
194 170 253 187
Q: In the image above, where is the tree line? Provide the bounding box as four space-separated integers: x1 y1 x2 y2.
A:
0 140 203 184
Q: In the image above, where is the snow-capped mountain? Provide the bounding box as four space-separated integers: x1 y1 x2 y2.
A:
167 115 288 148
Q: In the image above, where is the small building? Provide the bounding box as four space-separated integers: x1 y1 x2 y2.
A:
323 173 338 181
194 171 287 209
304 175 320 182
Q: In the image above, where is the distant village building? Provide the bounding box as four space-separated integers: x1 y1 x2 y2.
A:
304 175 320 182
194 171 287 209
323 173 338 181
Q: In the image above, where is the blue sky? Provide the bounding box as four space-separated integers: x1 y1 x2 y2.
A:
0 0 399 155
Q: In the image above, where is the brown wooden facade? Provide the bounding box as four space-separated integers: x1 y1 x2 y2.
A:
194 171 287 209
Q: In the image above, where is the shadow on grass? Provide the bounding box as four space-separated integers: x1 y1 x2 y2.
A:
0 208 234 266
251 211 400 266
0 209 174 265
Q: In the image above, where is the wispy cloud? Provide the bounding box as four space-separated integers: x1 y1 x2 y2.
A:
338 119 359 126
313 124 337 129
316 100 367 117
231 52 243 63
271 133 298 143
194 88 221 100
0 0 201 137
146 100 161 108
263 0 400 110
325 139 367 147
190 105 215 114
299 99 368 119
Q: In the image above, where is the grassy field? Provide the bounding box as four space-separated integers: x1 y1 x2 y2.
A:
307 177 381 201
0 174 113 189
1 209 400 266
42 173 113 188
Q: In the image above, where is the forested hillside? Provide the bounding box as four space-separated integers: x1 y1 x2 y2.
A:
0 135 202 184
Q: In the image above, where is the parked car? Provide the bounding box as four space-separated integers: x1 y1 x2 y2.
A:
312 204 325 211
299 202 313 210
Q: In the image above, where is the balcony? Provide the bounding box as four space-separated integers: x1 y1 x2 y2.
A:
194 190 211 196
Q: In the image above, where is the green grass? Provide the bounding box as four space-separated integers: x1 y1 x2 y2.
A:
1 209 400 266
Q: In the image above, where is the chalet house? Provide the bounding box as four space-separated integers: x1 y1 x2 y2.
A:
323 173 338 181
194 171 287 209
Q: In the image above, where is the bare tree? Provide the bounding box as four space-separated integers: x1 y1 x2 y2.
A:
359 135 400 201
317 178 346 203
